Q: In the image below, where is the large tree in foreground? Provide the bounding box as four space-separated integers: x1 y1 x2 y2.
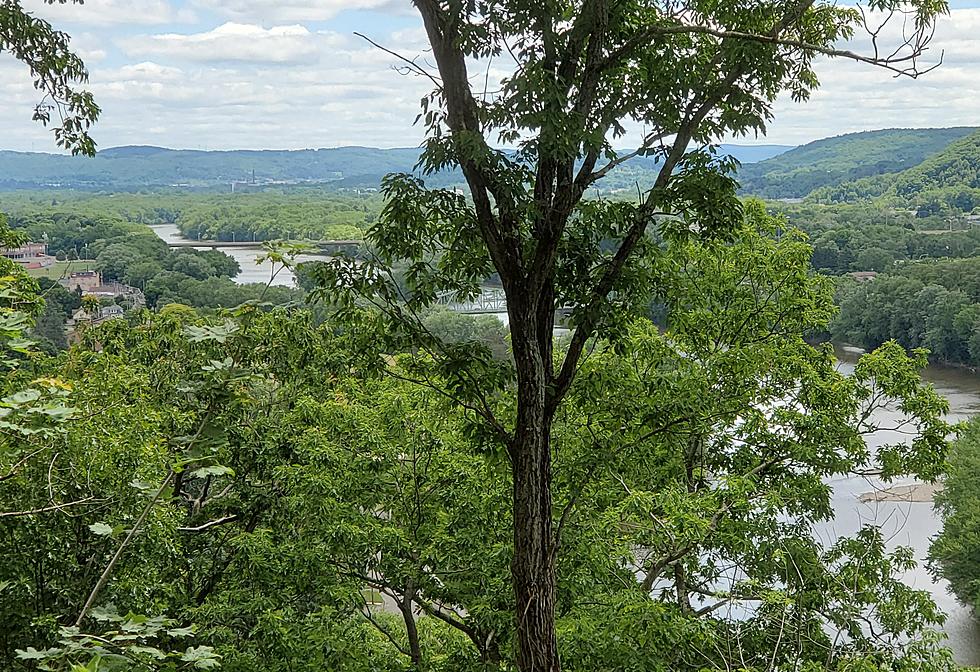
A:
316 2 948 670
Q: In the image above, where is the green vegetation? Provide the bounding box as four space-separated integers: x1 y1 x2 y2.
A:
830 259 980 365
736 127 976 199
931 419 980 611
818 129 980 215
771 202 980 274
1 210 958 672
1 2 973 672
2 191 382 243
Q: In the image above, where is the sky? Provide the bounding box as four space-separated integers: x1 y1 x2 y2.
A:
2 0 980 152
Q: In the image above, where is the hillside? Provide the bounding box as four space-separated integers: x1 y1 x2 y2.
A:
735 127 977 199
816 129 980 214
0 143 790 191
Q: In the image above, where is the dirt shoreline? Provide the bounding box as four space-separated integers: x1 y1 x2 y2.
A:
858 482 942 503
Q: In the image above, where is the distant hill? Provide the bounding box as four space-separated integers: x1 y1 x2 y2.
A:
0 146 427 190
817 129 980 214
0 143 790 191
736 127 978 199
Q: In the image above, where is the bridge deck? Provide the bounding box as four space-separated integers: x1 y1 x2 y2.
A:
167 239 361 249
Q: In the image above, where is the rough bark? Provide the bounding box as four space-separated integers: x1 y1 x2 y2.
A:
509 290 560 672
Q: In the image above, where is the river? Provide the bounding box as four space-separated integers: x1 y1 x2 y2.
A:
149 224 314 286
827 346 980 664
150 223 980 661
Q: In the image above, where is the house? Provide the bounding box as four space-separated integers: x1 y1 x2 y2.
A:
68 304 126 328
848 271 878 283
1 242 55 269
60 271 146 308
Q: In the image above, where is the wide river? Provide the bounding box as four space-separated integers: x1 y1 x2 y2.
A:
830 348 980 664
150 224 309 286
152 223 980 661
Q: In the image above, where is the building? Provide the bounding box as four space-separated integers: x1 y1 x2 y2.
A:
59 271 146 308
848 271 878 283
67 304 126 329
0 242 55 270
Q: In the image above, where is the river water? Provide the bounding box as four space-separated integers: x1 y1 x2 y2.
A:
828 347 980 664
150 224 308 286
151 224 980 661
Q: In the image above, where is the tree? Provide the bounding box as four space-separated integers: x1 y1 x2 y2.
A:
0 0 100 154
313 3 948 669
172 254 217 281
930 419 980 610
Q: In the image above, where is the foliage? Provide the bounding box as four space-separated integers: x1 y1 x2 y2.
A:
0 0 100 155
815 128 980 214
830 257 980 365
930 419 980 613
311 2 951 668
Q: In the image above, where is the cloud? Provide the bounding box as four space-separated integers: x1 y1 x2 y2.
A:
756 8 980 145
190 0 403 23
3 5 980 153
120 23 344 64
20 0 195 26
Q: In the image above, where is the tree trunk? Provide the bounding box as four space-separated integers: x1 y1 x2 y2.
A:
509 293 560 672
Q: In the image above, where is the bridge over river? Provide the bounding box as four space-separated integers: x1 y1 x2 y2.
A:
166 238 361 254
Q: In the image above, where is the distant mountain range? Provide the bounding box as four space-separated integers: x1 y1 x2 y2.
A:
813 128 980 211
0 143 791 191
1 129 974 200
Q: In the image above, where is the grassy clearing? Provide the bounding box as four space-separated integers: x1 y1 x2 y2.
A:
23 260 96 281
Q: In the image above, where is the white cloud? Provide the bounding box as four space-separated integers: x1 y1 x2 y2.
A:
21 0 195 26
190 0 403 23
3 5 980 153
757 8 980 145
120 23 345 64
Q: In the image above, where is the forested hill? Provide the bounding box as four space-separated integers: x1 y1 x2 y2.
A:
735 127 978 199
817 129 980 214
0 143 790 191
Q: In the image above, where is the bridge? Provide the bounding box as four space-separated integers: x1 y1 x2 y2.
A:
435 288 507 314
166 239 362 254
434 289 574 324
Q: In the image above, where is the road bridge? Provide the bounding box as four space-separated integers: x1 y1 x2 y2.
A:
166 239 362 254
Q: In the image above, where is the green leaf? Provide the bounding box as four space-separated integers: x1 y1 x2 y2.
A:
88 522 114 537
190 465 234 479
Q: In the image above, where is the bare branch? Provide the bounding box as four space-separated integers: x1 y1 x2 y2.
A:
354 32 443 90
0 496 98 518
178 514 240 533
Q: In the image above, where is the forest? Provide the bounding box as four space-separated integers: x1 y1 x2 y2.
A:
3 1 980 672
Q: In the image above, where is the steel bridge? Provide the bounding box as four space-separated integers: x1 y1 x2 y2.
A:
435 288 507 314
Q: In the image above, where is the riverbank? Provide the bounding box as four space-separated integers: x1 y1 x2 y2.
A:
859 482 942 503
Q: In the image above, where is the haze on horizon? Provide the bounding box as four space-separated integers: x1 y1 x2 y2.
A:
2 0 980 153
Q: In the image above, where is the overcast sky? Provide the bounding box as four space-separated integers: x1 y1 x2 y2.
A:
2 0 979 153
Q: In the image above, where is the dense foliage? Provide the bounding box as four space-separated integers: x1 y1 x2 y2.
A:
0 211 960 672
830 257 980 366
736 127 976 199
815 129 980 215
2 191 381 243
770 202 980 274
931 419 980 613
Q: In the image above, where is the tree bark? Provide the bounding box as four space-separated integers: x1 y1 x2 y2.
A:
509 291 560 672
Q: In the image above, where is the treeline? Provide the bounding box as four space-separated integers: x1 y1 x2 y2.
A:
2 190 384 242
773 202 980 274
831 257 980 366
